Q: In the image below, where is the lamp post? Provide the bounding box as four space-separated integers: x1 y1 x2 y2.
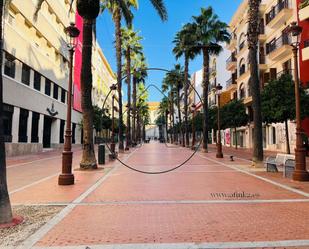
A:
191 104 196 150
216 83 223 158
58 23 80 186
288 22 309 181
111 94 116 156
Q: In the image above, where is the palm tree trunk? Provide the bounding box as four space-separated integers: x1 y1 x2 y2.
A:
234 127 238 150
202 48 210 152
184 56 189 147
114 6 124 151
177 90 183 146
132 72 137 145
165 111 169 142
285 119 290 154
248 0 263 163
0 0 13 224
80 18 97 169
125 47 131 149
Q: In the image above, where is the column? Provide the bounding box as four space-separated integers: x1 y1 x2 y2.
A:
38 114 44 144
27 111 32 143
11 107 20 143
51 118 60 146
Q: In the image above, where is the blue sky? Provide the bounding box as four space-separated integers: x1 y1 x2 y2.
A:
96 0 242 102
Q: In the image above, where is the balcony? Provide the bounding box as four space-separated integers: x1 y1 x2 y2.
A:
259 54 267 70
266 35 292 61
226 77 237 89
227 33 237 50
226 54 237 71
259 23 267 42
302 39 309 61
265 0 293 29
238 66 250 82
299 4 309 22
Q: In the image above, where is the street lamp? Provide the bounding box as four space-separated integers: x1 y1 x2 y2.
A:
191 104 196 150
216 83 223 158
58 23 80 186
288 22 309 181
110 94 117 158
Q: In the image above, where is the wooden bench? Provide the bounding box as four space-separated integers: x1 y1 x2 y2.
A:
265 154 295 172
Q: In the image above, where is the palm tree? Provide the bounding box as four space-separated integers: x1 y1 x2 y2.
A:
136 82 149 142
131 53 147 144
75 0 101 169
34 1 100 169
121 27 142 149
248 0 263 164
173 23 198 147
0 0 13 225
102 0 167 151
192 7 230 152
158 96 169 141
162 64 185 145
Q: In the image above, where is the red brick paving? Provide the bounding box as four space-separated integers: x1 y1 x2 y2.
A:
36 202 309 247
29 142 309 248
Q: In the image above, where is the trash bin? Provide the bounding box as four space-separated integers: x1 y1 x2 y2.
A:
98 144 105 165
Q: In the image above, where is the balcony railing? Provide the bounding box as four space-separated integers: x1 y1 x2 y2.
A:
239 41 245 51
226 77 236 88
266 0 290 24
226 54 237 64
266 35 291 54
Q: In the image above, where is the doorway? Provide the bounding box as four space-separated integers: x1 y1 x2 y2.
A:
43 116 52 148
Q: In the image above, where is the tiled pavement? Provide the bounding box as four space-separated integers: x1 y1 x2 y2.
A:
6 142 309 249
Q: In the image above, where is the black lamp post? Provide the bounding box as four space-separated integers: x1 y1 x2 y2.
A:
58 23 80 186
216 83 223 158
288 22 309 181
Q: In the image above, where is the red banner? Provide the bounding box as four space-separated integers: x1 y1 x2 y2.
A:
73 13 83 112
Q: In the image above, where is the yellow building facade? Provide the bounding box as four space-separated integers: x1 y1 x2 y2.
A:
226 0 298 152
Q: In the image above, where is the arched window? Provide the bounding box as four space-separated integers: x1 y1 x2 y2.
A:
239 83 245 99
239 33 246 51
239 58 246 76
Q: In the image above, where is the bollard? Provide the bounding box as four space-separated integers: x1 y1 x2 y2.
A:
98 144 105 165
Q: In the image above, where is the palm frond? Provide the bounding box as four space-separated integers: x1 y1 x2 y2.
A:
33 0 45 21
149 0 167 21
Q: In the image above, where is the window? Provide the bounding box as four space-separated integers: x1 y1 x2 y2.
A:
18 108 29 142
272 127 276 144
31 112 40 143
33 71 41 91
59 120 65 143
21 64 31 85
4 53 16 78
45 78 51 96
239 83 245 99
53 84 59 100
3 104 14 142
61 88 66 103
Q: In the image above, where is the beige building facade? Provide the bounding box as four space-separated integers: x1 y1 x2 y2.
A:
3 0 114 156
226 0 298 152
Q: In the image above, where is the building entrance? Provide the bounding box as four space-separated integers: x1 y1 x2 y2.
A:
43 116 52 148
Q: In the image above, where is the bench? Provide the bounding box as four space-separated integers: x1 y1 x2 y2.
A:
265 153 295 173
284 159 295 179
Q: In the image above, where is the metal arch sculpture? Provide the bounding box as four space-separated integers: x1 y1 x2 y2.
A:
102 67 204 174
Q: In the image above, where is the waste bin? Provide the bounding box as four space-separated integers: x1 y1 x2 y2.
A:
98 144 105 165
